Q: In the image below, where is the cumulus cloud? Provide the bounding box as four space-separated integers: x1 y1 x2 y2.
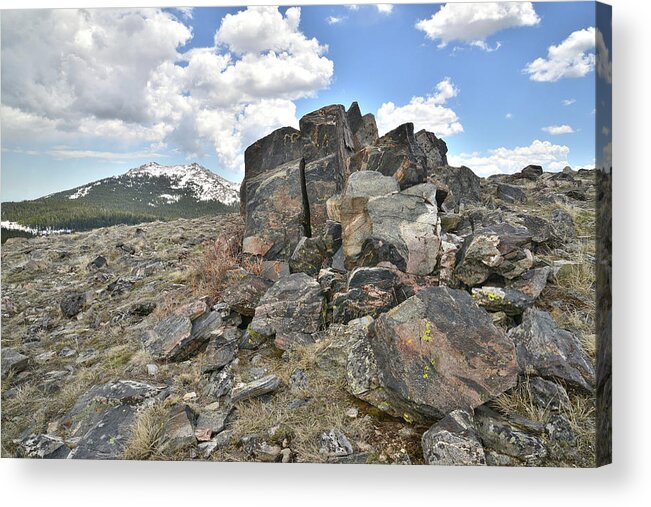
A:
416 2 539 49
448 140 570 177
376 5 394 14
327 16 344 25
1 7 334 173
562 98 576 106
376 79 463 137
542 124 575 135
524 27 596 82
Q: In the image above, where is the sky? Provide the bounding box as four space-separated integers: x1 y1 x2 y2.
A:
0 2 611 202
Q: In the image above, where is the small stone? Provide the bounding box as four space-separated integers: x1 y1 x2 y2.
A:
346 407 359 419
280 448 292 463
232 374 281 403
183 391 197 401
320 429 354 457
59 348 77 358
60 291 86 318
146 363 159 376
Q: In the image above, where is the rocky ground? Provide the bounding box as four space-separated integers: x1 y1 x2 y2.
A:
2 102 599 466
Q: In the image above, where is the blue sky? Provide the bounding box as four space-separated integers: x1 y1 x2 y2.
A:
0 2 611 202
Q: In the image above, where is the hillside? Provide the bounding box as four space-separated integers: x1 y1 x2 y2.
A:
1 102 602 466
1 162 239 240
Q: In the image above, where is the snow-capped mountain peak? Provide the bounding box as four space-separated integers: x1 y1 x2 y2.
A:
124 162 240 205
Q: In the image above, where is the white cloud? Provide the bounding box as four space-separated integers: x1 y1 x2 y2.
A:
376 5 394 14
416 2 539 49
448 139 570 176
175 7 194 20
596 27 612 84
327 16 344 25
1 7 334 175
346 5 359 11
376 78 463 137
542 124 575 135
46 148 167 160
505 113 513 119
524 27 596 82
562 98 576 106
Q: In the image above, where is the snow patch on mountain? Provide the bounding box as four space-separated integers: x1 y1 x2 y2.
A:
127 162 239 205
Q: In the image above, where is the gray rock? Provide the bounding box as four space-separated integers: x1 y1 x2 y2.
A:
15 434 70 459
2 349 29 379
471 286 533 315
495 183 527 204
347 101 379 148
250 273 325 350
508 267 551 299
232 374 281 403
347 287 517 421
144 303 222 362
428 165 481 211
160 404 197 454
195 406 232 441
201 328 240 373
520 165 543 180
76 348 98 365
350 123 427 189
528 377 571 412
509 308 595 391
342 190 440 275
60 291 86 318
422 409 486 466
551 208 577 239
344 170 399 199
289 236 326 277
474 406 547 462
455 223 534 286
221 273 273 317
415 129 448 169
197 430 233 458
545 414 575 443
320 429 354 457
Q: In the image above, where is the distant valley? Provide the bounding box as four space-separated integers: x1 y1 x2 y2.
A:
1 162 239 242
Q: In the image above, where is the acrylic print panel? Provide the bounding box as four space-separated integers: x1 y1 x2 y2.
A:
0 2 611 467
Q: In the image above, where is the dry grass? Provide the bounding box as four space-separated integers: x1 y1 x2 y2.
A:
214 343 373 463
491 378 548 425
122 403 169 460
190 235 241 303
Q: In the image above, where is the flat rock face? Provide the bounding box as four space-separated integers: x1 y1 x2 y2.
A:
421 409 486 466
509 308 595 391
221 273 273 317
342 186 440 275
249 273 325 350
242 159 308 260
62 380 162 460
348 286 517 421
2 348 29 379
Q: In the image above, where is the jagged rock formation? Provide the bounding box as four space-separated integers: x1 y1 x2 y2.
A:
2 101 600 467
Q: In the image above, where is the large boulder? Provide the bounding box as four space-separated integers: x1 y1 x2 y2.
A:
509 308 595 391
349 123 427 189
346 286 517 421
249 273 325 350
341 176 440 275
221 273 273 317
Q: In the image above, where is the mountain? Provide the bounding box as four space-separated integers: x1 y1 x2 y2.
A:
1 162 240 240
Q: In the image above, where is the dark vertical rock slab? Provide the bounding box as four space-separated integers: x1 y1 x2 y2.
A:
242 159 308 260
415 129 448 169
